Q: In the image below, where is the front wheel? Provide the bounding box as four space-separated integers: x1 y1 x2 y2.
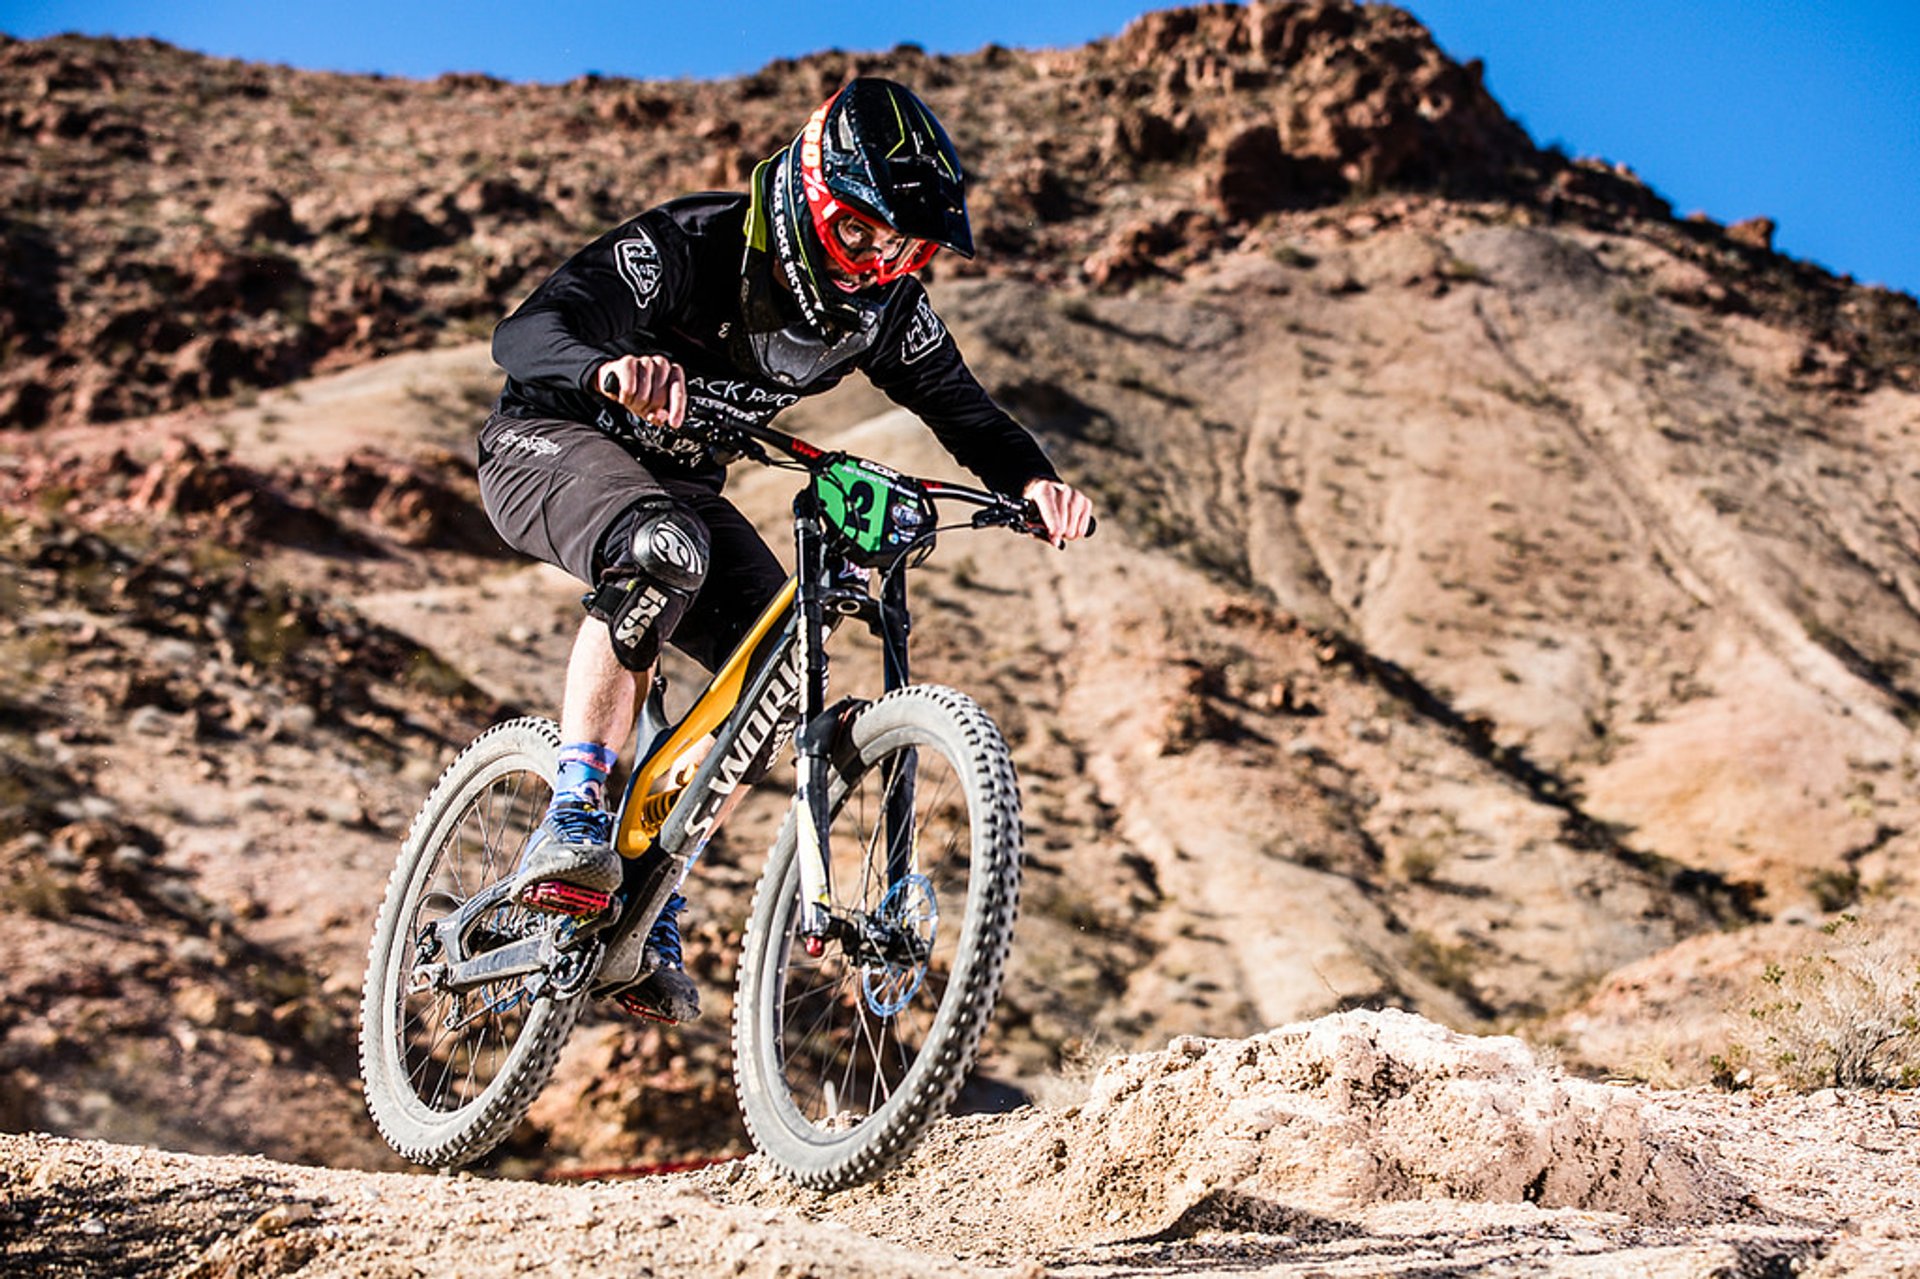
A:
358 716 586 1167
733 685 1023 1190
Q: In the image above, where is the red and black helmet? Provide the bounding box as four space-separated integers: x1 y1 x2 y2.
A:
763 78 973 334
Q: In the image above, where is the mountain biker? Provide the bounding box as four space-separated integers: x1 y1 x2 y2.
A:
475 78 1094 1024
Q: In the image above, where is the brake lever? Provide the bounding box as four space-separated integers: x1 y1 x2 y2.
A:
969 506 1027 531
719 428 772 465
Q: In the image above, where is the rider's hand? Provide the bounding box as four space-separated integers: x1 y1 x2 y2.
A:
1022 478 1095 549
597 354 686 429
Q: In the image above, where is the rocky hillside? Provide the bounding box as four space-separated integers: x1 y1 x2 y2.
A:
4 0 1920 1202
8 3 1913 430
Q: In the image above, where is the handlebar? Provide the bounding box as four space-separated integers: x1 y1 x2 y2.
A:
599 368 1091 543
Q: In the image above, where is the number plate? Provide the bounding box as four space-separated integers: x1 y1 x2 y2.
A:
812 458 934 565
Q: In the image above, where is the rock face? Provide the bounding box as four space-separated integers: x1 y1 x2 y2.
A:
1111 2 1534 198
12 5 1908 432
0 430 513 1169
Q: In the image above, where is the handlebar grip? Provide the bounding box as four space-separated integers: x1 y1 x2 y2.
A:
601 369 619 395
1020 502 1096 542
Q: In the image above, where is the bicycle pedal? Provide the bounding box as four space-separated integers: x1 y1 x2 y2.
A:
615 993 681 1025
519 881 613 917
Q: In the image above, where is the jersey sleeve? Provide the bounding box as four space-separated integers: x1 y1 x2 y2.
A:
491 214 689 395
863 285 1060 497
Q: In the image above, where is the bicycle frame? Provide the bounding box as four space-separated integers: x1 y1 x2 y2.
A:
592 428 943 995
591 561 835 994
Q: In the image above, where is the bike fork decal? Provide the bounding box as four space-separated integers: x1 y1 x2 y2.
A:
796 795 831 921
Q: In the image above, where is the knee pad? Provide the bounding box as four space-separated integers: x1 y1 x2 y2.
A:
585 504 711 671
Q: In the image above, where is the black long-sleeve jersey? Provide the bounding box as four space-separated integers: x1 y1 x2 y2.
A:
491 192 1058 497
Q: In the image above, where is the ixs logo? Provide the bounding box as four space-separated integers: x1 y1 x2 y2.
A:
647 520 706 579
614 231 664 308
495 429 561 457
679 644 804 846
612 583 669 650
900 294 946 365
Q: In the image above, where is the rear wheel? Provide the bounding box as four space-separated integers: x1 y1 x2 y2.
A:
733 686 1022 1190
358 717 587 1166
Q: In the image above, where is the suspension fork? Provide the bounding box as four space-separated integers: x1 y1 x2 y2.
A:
792 495 838 947
878 568 917 888
791 505 924 952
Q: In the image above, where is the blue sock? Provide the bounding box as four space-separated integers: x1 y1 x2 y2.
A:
553 742 619 811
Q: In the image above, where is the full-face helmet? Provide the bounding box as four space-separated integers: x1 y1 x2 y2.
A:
761 78 973 335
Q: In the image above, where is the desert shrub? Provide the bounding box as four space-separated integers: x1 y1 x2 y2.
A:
1732 912 1920 1090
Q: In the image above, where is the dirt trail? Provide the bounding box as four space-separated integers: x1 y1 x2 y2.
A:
8 1010 1920 1277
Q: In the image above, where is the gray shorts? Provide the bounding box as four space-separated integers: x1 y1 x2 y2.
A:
476 411 787 670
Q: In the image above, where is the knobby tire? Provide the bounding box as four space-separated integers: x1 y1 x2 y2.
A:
732 685 1023 1191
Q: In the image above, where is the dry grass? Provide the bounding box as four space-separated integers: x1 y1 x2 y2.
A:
1719 911 1920 1091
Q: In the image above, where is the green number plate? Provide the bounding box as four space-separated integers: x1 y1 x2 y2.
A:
812 458 930 562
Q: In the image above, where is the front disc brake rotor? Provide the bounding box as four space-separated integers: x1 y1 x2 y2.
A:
861 873 938 1016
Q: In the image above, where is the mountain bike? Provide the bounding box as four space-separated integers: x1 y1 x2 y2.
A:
358 416 1074 1190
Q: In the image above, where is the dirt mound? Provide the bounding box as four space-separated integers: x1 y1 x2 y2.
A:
16 1016 1920 1277
704 1010 1740 1248
1042 1009 1731 1229
0 1132 967 1279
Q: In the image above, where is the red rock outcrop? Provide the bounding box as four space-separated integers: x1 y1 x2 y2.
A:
1 8 1913 426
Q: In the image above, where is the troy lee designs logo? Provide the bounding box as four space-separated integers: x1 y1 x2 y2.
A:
495 429 561 456
614 231 663 308
678 642 804 847
900 294 946 365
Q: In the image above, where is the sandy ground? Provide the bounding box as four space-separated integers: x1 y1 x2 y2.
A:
6 1011 1920 1277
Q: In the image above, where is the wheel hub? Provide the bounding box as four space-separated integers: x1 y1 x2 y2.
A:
858 874 938 1016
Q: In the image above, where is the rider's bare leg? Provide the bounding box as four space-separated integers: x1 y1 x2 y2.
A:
511 617 643 914
560 619 702 1022
561 615 646 756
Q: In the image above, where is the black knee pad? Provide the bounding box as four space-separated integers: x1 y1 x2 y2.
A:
585 504 711 671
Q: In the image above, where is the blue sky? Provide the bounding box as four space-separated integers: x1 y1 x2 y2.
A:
5 0 1916 298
